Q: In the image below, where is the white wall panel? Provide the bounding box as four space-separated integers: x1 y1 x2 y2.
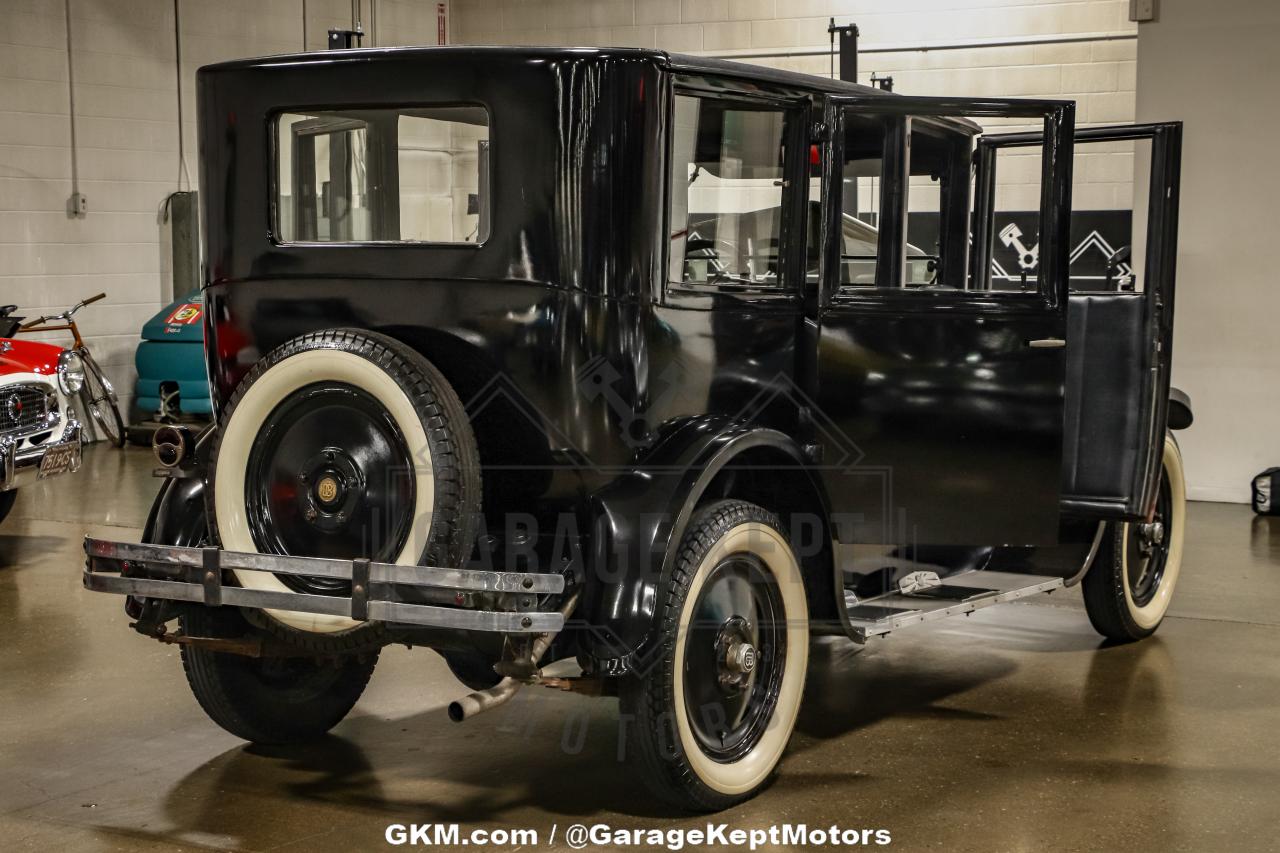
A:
452 0 1138 131
1134 0 1280 503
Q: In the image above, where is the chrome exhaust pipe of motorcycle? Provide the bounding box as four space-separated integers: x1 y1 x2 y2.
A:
448 590 579 722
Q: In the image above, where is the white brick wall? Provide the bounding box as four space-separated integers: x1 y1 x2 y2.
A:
0 0 442 431
452 1 1137 120
453 0 1136 77
452 0 1140 215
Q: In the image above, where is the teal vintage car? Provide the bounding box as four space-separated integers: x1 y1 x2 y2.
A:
132 291 211 423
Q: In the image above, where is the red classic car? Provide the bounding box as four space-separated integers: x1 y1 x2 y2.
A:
0 306 83 523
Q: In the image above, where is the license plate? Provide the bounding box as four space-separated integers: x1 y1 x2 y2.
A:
38 441 80 479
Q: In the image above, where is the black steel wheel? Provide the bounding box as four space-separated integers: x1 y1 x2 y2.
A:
0 489 16 525
179 605 377 744
243 383 417 595
681 556 786 763
207 329 481 650
621 499 809 812
1083 435 1186 642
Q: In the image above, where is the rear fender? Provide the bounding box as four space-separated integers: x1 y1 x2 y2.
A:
577 416 826 675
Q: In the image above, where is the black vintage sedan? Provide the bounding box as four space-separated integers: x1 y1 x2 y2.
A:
84 46 1188 811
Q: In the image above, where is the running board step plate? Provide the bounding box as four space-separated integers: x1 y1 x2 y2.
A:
843 571 1064 642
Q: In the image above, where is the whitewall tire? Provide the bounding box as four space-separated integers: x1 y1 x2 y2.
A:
207 329 480 643
622 499 809 811
1082 434 1186 641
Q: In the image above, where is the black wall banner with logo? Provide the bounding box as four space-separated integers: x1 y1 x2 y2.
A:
906 210 1135 290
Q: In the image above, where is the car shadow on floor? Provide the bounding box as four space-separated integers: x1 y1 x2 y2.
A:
68 609 1209 852
0 533 67 570
94 641 1029 850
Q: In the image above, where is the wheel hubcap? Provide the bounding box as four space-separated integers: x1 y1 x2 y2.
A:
1138 521 1165 550
714 616 758 694
725 641 757 675
315 475 340 505
293 447 364 531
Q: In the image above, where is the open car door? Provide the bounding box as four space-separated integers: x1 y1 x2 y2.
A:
975 123 1183 520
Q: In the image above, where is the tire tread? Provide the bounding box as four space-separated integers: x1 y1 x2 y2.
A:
179 606 378 744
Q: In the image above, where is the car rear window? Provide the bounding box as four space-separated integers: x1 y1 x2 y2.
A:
274 105 490 245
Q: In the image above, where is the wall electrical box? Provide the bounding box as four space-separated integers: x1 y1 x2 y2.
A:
1130 0 1157 22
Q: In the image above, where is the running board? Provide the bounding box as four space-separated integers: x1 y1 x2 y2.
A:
842 571 1064 642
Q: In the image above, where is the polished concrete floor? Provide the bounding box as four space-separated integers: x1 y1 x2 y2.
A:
1 445 1278 852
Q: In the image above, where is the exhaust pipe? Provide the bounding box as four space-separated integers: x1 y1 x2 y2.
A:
447 677 523 722
448 590 579 722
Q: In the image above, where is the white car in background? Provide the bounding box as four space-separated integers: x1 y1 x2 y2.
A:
0 309 84 524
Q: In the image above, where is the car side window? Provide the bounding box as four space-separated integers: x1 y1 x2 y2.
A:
833 109 1063 295
902 120 972 290
815 111 892 288
668 94 793 290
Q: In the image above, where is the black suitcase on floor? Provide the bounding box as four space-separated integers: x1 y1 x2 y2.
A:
1252 468 1280 515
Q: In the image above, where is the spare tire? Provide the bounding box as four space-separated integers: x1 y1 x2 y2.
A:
207 329 481 646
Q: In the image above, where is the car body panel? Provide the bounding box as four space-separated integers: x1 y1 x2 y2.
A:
0 339 61 378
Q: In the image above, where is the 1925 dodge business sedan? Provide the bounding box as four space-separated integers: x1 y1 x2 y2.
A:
83 46 1191 810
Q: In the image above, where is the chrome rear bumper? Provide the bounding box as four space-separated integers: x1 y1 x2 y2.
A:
83 538 567 633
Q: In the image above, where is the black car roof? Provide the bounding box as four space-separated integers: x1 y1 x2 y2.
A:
200 45 981 132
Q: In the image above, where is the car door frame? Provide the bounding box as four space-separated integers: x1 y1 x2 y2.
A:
812 93 1077 547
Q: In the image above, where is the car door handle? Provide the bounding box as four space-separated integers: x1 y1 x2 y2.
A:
1026 338 1066 349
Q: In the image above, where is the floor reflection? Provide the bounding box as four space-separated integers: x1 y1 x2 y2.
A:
1 450 1278 851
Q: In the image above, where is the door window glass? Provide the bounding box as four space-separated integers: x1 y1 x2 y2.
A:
901 118 1067 293
904 120 972 289
1065 136 1150 292
813 111 935 289
669 95 790 288
981 143 1047 292
824 103 1072 298
831 112 889 286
